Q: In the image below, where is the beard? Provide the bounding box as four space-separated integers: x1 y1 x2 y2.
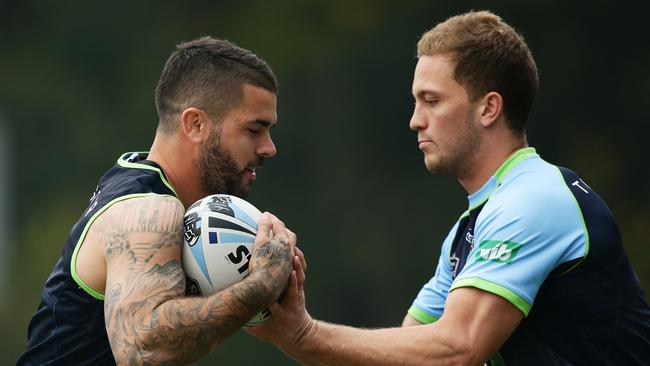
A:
196 129 253 199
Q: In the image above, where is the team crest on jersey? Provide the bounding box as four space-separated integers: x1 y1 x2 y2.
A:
475 240 522 264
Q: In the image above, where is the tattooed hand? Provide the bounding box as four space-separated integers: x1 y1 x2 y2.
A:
248 212 296 301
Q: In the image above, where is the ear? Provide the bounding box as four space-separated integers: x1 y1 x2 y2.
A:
180 107 211 144
479 92 503 128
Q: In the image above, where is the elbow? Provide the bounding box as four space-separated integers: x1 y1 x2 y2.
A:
110 325 205 365
113 338 202 365
111 332 173 365
434 338 485 366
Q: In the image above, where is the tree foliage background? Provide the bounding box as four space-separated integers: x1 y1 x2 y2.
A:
1 0 648 364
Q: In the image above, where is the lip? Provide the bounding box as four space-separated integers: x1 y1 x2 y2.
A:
418 140 433 150
244 167 257 181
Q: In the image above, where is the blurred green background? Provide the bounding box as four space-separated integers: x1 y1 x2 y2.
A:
1 0 648 364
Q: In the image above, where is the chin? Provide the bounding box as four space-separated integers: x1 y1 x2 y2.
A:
424 157 439 173
231 185 251 199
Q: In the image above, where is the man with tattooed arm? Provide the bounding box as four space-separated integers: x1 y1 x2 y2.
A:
18 37 302 365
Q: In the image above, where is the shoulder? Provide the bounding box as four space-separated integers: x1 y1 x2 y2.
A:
91 195 185 238
99 152 177 199
108 194 183 214
476 157 586 247
488 158 578 220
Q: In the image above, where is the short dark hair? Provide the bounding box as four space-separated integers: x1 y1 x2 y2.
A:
154 36 278 133
418 11 538 135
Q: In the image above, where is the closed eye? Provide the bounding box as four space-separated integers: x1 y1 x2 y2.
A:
424 99 438 106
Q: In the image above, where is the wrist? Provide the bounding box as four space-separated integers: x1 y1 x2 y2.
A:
238 270 277 308
249 265 291 301
289 313 317 351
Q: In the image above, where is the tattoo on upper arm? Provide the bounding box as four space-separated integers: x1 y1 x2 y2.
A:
116 197 182 234
102 197 294 364
100 197 184 270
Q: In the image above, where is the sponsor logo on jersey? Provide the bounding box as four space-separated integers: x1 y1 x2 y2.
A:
475 240 522 264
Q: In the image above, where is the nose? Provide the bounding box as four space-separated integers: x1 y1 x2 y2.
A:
257 134 277 158
409 107 427 131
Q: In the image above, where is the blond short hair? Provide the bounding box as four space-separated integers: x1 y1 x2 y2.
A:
418 10 538 134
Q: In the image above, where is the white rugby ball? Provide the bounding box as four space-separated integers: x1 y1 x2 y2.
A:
182 194 270 326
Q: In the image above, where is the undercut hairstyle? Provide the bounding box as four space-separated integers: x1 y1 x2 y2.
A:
418 10 538 135
155 36 278 133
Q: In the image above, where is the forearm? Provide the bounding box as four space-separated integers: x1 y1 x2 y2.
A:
277 288 523 366
101 199 295 364
282 320 470 366
107 269 281 365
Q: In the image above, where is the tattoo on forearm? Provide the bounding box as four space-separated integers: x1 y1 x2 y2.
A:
103 197 295 364
106 258 284 365
249 237 294 299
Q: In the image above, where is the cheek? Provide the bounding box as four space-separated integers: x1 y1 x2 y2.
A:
429 107 465 136
231 139 258 164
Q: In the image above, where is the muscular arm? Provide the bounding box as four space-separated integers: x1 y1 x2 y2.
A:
261 269 522 366
96 196 292 365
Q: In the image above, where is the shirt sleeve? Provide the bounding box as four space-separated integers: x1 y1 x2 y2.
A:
408 221 460 323
451 171 587 316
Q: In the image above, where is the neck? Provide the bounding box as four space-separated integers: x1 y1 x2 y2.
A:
147 132 205 209
458 136 527 194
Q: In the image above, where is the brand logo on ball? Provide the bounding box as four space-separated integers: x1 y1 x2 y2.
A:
181 194 269 327
206 195 235 217
183 212 201 246
225 245 252 274
475 240 522 264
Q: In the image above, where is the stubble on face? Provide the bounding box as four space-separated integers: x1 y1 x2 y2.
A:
195 127 254 199
427 103 482 180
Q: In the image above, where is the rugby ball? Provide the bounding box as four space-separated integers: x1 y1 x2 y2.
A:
182 194 270 326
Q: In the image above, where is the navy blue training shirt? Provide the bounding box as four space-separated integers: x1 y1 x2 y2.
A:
19 153 178 365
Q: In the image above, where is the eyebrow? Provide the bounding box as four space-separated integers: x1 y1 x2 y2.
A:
252 119 275 128
414 89 441 99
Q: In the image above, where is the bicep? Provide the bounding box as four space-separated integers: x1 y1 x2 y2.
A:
96 196 186 351
437 287 523 363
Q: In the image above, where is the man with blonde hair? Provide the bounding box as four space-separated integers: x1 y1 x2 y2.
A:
250 10 650 365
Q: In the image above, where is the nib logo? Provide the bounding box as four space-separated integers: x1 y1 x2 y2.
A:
476 240 522 264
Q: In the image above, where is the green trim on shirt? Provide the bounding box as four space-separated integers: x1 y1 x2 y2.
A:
494 147 538 183
70 193 177 300
450 277 531 316
407 306 440 324
117 152 178 196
